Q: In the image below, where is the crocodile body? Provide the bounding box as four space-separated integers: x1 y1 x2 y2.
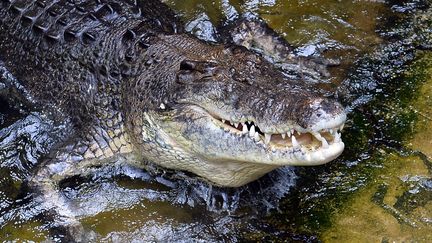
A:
0 2 348 239
0 0 346 189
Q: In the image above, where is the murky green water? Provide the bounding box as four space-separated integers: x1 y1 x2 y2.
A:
0 0 431 241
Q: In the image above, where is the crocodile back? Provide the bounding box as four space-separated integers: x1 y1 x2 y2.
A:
0 0 183 125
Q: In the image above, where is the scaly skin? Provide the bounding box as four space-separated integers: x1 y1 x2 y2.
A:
0 0 346 188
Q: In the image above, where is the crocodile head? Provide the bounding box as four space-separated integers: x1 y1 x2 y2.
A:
128 35 346 187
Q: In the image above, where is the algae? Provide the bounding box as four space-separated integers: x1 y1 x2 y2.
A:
321 52 432 242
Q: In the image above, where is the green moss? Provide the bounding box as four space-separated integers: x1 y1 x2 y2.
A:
0 220 48 241
320 51 432 241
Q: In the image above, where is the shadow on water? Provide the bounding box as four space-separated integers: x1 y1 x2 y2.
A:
0 0 431 241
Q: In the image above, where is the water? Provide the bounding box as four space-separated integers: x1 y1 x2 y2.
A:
0 0 431 241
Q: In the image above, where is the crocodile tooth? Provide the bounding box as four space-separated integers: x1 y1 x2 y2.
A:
312 132 320 139
335 132 341 142
329 129 334 135
222 119 226 124
281 133 286 139
264 133 272 144
291 129 294 135
291 135 299 148
322 138 329 148
312 132 328 148
297 130 301 135
249 125 255 137
340 124 345 131
287 131 291 137
242 123 248 133
234 123 239 128
254 132 261 141
230 121 234 126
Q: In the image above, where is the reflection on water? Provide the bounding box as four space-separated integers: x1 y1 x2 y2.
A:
0 0 431 241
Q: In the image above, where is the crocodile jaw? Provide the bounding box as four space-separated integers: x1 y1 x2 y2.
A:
136 105 346 187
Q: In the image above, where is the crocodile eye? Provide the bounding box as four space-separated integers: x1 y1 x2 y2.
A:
177 59 225 84
179 59 218 73
177 60 198 84
180 60 196 71
231 45 250 56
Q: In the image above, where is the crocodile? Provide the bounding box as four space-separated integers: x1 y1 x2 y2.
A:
0 0 345 220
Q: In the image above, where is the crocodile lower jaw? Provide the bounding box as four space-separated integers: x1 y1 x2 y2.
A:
209 114 345 166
